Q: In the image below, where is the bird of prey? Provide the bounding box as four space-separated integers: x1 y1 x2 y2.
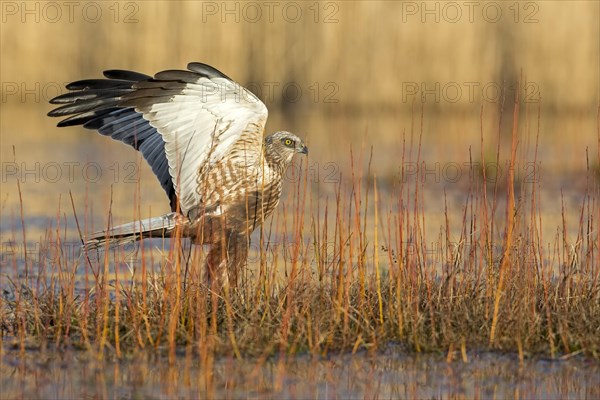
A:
48 62 308 286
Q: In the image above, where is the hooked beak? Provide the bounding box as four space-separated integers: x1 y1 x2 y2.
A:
299 145 309 155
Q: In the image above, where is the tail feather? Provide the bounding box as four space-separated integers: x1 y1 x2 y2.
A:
83 212 179 251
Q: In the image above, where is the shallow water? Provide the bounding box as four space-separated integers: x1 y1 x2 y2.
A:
1 344 598 399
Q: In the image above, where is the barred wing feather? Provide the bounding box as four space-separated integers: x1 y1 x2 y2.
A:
49 62 268 217
124 75 268 216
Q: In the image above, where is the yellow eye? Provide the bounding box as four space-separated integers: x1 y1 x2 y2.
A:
284 139 293 146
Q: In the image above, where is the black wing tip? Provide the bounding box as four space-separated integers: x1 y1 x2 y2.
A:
47 105 74 118
48 62 230 124
187 62 231 80
53 114 91 127
65 80 94 90
49 116 80 127
103 69 152 81
55 119 73 128
49 91 80 104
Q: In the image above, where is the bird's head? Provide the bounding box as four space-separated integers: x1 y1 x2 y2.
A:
265 131 308 168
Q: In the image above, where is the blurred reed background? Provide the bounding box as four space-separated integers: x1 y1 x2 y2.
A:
1 1 598 108
1 0 598 237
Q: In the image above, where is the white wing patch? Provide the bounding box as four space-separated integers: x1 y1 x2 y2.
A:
138 77 268 217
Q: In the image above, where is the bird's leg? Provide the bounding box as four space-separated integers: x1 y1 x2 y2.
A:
225 236 248 288
217 259 230 290
204 240 227 290
204 231 248 291
180 240 193 293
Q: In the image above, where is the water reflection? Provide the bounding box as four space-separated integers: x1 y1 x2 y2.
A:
2 346 598 399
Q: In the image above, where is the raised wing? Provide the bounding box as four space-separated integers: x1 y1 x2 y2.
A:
49 63 268 217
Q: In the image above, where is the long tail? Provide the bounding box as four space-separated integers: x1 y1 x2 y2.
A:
83 212 179 251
